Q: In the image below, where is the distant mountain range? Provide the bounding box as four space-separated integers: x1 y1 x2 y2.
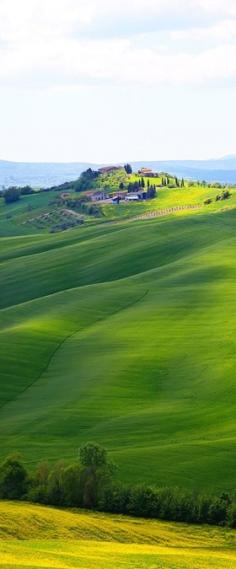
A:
0 156 236 188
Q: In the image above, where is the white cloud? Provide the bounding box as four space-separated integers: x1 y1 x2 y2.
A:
172 19 236 42
0 0 236 88
195 0 236 17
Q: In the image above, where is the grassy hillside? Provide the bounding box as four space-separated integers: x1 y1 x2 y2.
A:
0 502 235 568
1 177 236 235
102 184 236 219
0 200 236 491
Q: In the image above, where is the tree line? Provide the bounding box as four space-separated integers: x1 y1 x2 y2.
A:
0 443 235 528
1 185 34 204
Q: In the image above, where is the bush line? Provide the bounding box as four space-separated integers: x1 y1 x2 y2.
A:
0 443 235 528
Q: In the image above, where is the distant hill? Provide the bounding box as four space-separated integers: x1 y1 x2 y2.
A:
0 160 99 189
130 156 236 183
1 156 236 188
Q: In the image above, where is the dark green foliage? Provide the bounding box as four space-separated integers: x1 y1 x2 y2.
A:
0 448 235 528
0 455 28 499
208 498 228 525
79 442 115 509
228 504 236 528
62 464 84 507
28 461 50 504
127 181 140 193
124 164 132 174
146 185 157 199
46 461 66 506
20 186 34 195
75 168 100 192
216 190 231 201
46 169 100 194
79 442 107 468
4 187 21 204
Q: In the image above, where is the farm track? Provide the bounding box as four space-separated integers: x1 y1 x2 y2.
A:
132 204 201 221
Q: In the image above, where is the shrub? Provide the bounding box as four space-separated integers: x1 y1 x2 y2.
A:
228 504 236 528
0 448 234 529
0 455 29 499
4 187 21 204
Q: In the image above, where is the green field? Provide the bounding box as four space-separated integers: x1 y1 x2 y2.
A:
0 182 236 492
102 184 236 219
0 501 235 568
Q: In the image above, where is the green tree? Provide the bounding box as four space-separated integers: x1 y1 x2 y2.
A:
62 464 83 507
124 164 132 174
46 461 65 506
0 455 29 499
4 187 21 204
28 461 50 504
20 185 34 195
228 504 236 528
79 442 115 509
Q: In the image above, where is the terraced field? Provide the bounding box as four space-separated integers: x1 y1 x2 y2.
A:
0 501 235 568
0 189 236 491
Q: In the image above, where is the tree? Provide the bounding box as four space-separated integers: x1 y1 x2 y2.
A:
46 461 66 506
62 464 83 507
181 178 185 188
79 442 107 468
28 461 50 504
75 169 100 192
0 455 29 499
119 182 124 190
4 187 21 204
124 164 132 174
147 185 157 199
79 442 115 508
228 504 236 528
141 177 145 188
21 185 34 195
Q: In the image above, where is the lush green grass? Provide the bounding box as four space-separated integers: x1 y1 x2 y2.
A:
0 203 236 491
102 185 236 219
0 502 235 568
1 183 235 236
0 192 58 235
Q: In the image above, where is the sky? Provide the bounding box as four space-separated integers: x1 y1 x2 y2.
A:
0 0 236 163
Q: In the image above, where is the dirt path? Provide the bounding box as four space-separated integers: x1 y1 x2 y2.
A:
131 204 201 221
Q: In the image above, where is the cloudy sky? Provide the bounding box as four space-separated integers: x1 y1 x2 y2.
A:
0 0 235 162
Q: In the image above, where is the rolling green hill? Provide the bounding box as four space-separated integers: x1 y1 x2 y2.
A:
0 501 235 568
0 192 236 492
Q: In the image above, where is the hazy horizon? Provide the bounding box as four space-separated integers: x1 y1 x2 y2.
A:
0 155 236 165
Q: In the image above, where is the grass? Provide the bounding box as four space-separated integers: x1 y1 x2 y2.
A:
0 192 58 235
101 185 236 219
0 501 235 568
0 202 236 492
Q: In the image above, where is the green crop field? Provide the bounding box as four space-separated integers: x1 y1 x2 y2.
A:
102 184 236 219
0 501 235 568
0 182 236 492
